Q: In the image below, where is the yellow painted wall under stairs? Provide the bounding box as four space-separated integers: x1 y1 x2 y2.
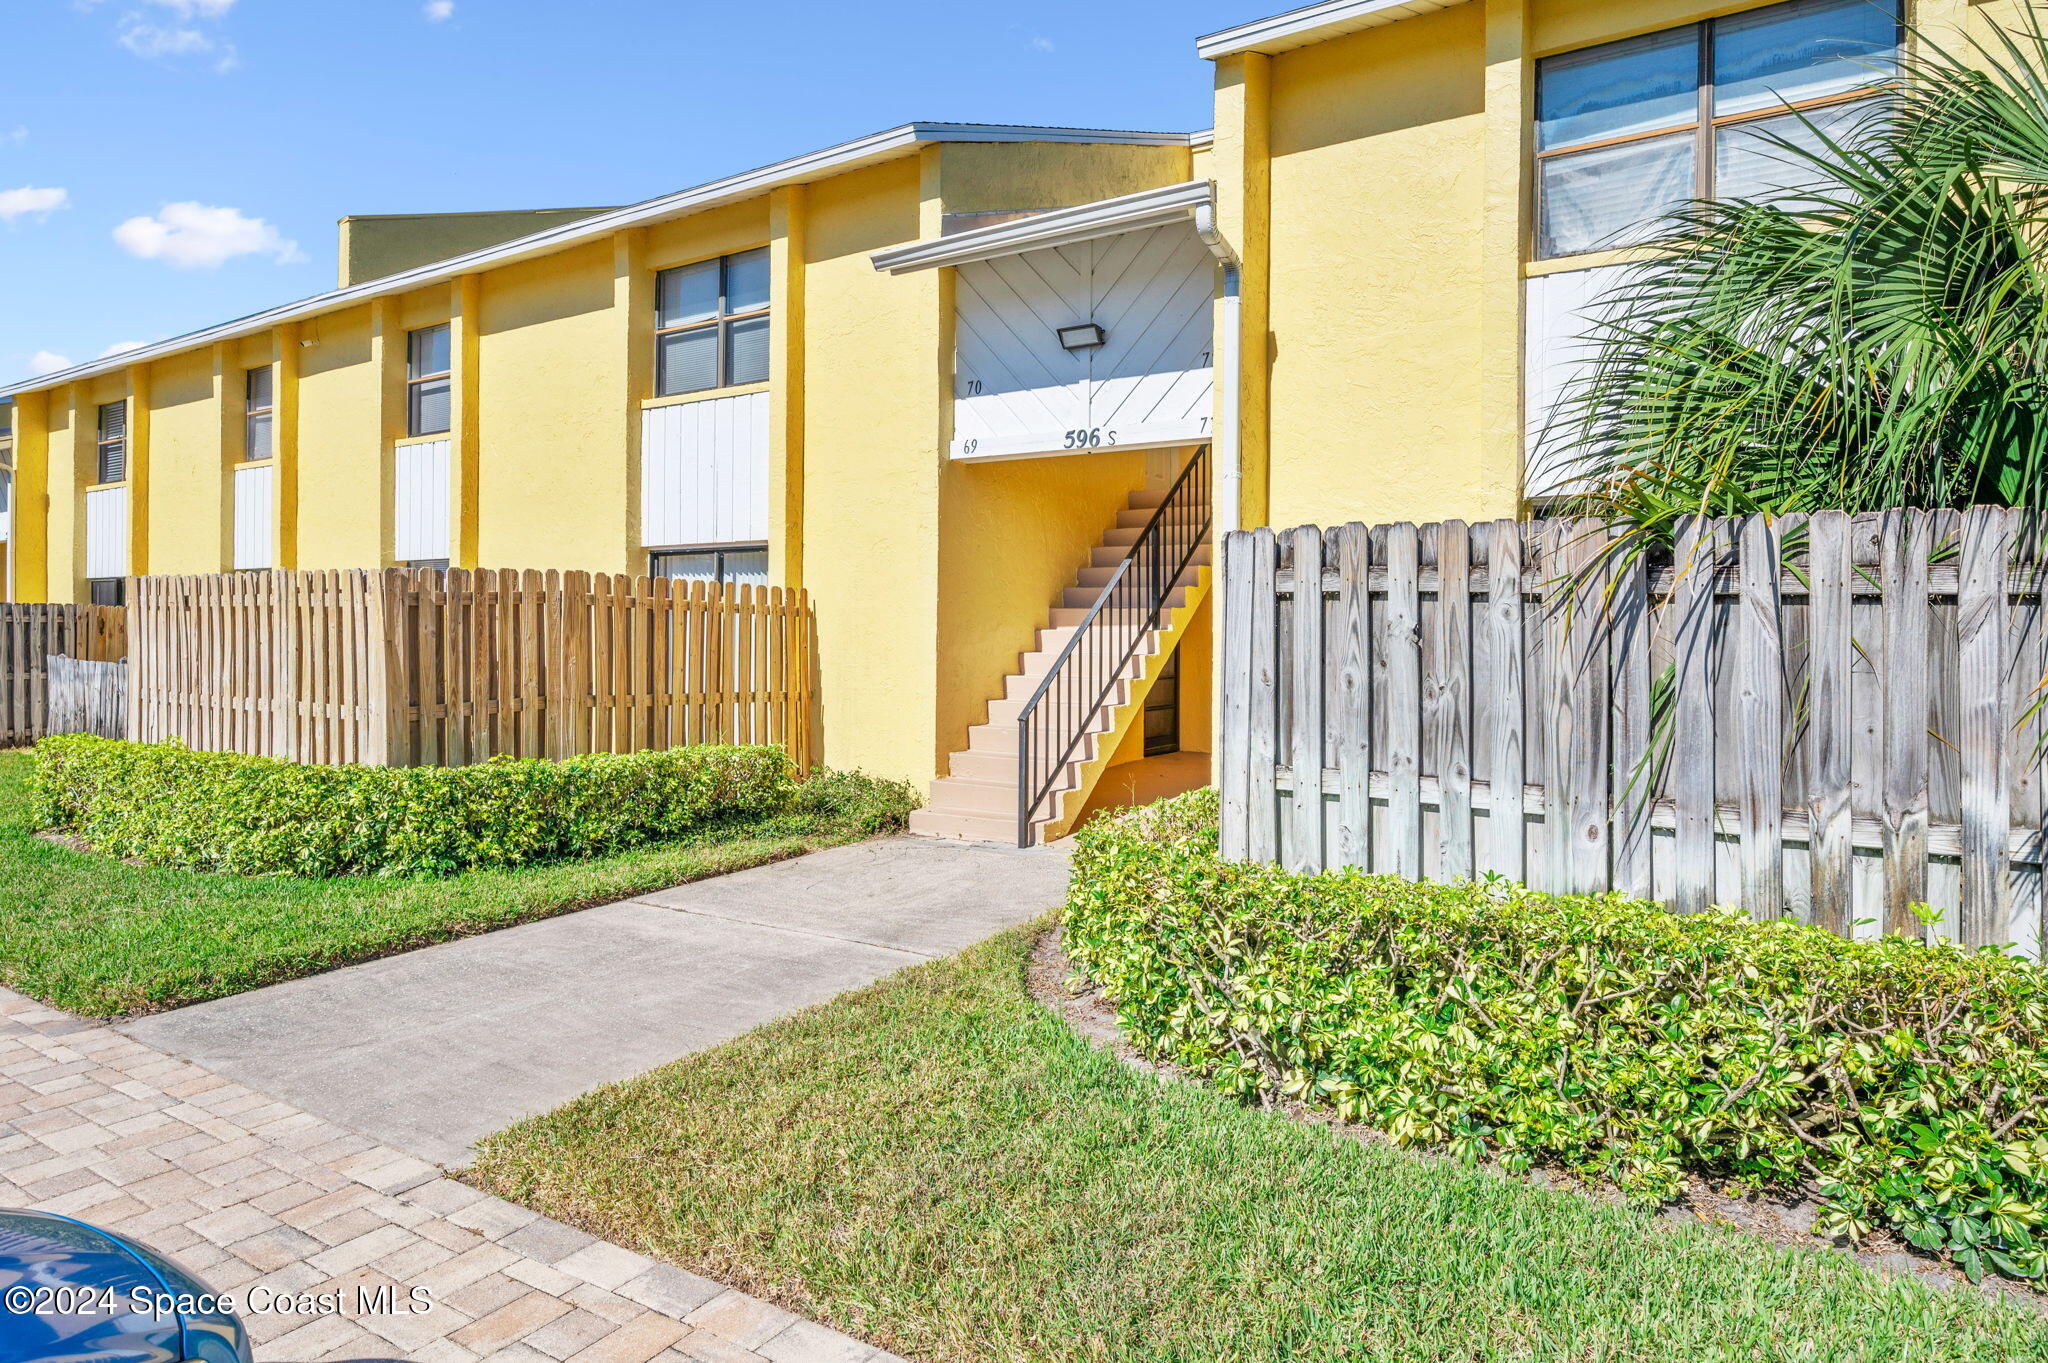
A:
909 488 1212 845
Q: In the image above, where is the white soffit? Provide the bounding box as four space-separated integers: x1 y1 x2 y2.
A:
1197 0 1476 60
871 181 1216 275
2 122 1197 401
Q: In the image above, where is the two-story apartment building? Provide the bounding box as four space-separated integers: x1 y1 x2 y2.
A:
0 0 2007 840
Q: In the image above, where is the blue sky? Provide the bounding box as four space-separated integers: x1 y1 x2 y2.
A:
0 0 1259 383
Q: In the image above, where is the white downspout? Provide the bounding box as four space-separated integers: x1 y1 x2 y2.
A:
1193 197 1242 537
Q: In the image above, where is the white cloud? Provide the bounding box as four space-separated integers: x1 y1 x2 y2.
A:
28 351 75 377
0 186 68 222
2 127 25 147
1029 35 1055 52
424 1 455 20
98 341 148 358
80 0 235 16
119 21 214 59
113 202 302 269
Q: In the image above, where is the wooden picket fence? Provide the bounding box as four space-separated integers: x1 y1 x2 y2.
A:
1218 506 2048 953
0 603 127 746
128 569 817 770
46 655 129 740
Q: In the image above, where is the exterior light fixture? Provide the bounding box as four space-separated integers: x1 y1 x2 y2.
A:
1057 323 1107 351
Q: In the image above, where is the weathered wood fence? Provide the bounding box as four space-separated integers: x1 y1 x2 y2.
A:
1218 506 2048 953
0 603 127 746
46 656 129 739
128 569 817 770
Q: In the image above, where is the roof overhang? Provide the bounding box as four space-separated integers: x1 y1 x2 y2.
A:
871 180 1215 275
3 122 1195 400
1197 0 1475 60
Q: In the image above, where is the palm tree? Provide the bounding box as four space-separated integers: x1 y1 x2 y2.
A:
1549 13 2048 545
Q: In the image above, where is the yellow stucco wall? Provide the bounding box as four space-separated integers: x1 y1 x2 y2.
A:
798 155 944 782
294 306 384 569
144 349 226 575
1262 4 1502 531
475 239 631 573
937 141 1194 214
339 208 617 288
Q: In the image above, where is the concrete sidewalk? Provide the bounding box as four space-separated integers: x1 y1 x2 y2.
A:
121 836 1069 1166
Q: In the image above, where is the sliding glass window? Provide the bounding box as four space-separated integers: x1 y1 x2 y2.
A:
407 325 453 438
654 248 770 397
1535 0 1899 259
244 366 275 460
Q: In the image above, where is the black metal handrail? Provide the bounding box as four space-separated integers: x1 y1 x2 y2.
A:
1017 445 1212 846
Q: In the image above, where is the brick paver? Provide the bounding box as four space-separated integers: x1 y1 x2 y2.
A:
0 989 902 1363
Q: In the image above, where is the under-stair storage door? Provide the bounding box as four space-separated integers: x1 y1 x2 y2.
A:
393 438 451 564
642 391 769 549
951 222 1214 462
85 485 129 579
233 463 274 570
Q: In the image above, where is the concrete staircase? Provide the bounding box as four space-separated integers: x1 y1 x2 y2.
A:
908 487 1212 845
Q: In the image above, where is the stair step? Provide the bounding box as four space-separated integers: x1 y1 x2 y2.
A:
1091 541 1211 569
1062 567 1204 608
907 807 1028 843
1127 488 1168 509
927 777 1024 817
967 717 1112 758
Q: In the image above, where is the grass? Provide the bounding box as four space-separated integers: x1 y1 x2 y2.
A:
467 928 2048 1363
0 753 915 1018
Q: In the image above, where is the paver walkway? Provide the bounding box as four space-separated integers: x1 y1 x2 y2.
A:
0 987 900 1362
122 837 1070 1165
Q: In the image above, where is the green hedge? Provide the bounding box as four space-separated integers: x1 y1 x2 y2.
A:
31 736 796 878
1065 790 2048 1281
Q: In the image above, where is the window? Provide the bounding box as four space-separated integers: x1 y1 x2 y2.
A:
244 366 275 460
0 400 12 444
95 401 127 484
649 544 769 588
1535 0 1900 258
88 578 124 608
400 558 449 572
407 325 452 437
655 248 770 397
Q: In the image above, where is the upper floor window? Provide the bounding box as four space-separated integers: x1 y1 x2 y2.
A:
0 400 13 447
655 247 769 397
407 324 452 437
245 365 275 460
1534 0 1900 259
95 401 127 484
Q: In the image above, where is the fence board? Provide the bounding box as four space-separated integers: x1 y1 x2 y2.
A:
1224 505 2048 951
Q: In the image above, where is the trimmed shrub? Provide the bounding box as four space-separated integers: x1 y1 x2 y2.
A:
31 736 796 878
1065 789 2048 1281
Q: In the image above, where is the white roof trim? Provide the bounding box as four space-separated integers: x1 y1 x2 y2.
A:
871 180 1214 275
1197 0 1474 59
3 122 1197 400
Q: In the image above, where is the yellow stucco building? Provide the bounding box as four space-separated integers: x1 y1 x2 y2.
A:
0 0 1998 841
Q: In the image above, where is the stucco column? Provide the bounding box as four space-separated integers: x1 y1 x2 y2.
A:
126 364 151 578
274 324 300 569
12 390 47 603
451 274 482 570
614 229 650 575
1481 0 1534 508
768 185 807 589
1212 52 1271 533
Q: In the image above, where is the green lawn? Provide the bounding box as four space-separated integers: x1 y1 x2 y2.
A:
0 752 909 1018
467 928 2046 1363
